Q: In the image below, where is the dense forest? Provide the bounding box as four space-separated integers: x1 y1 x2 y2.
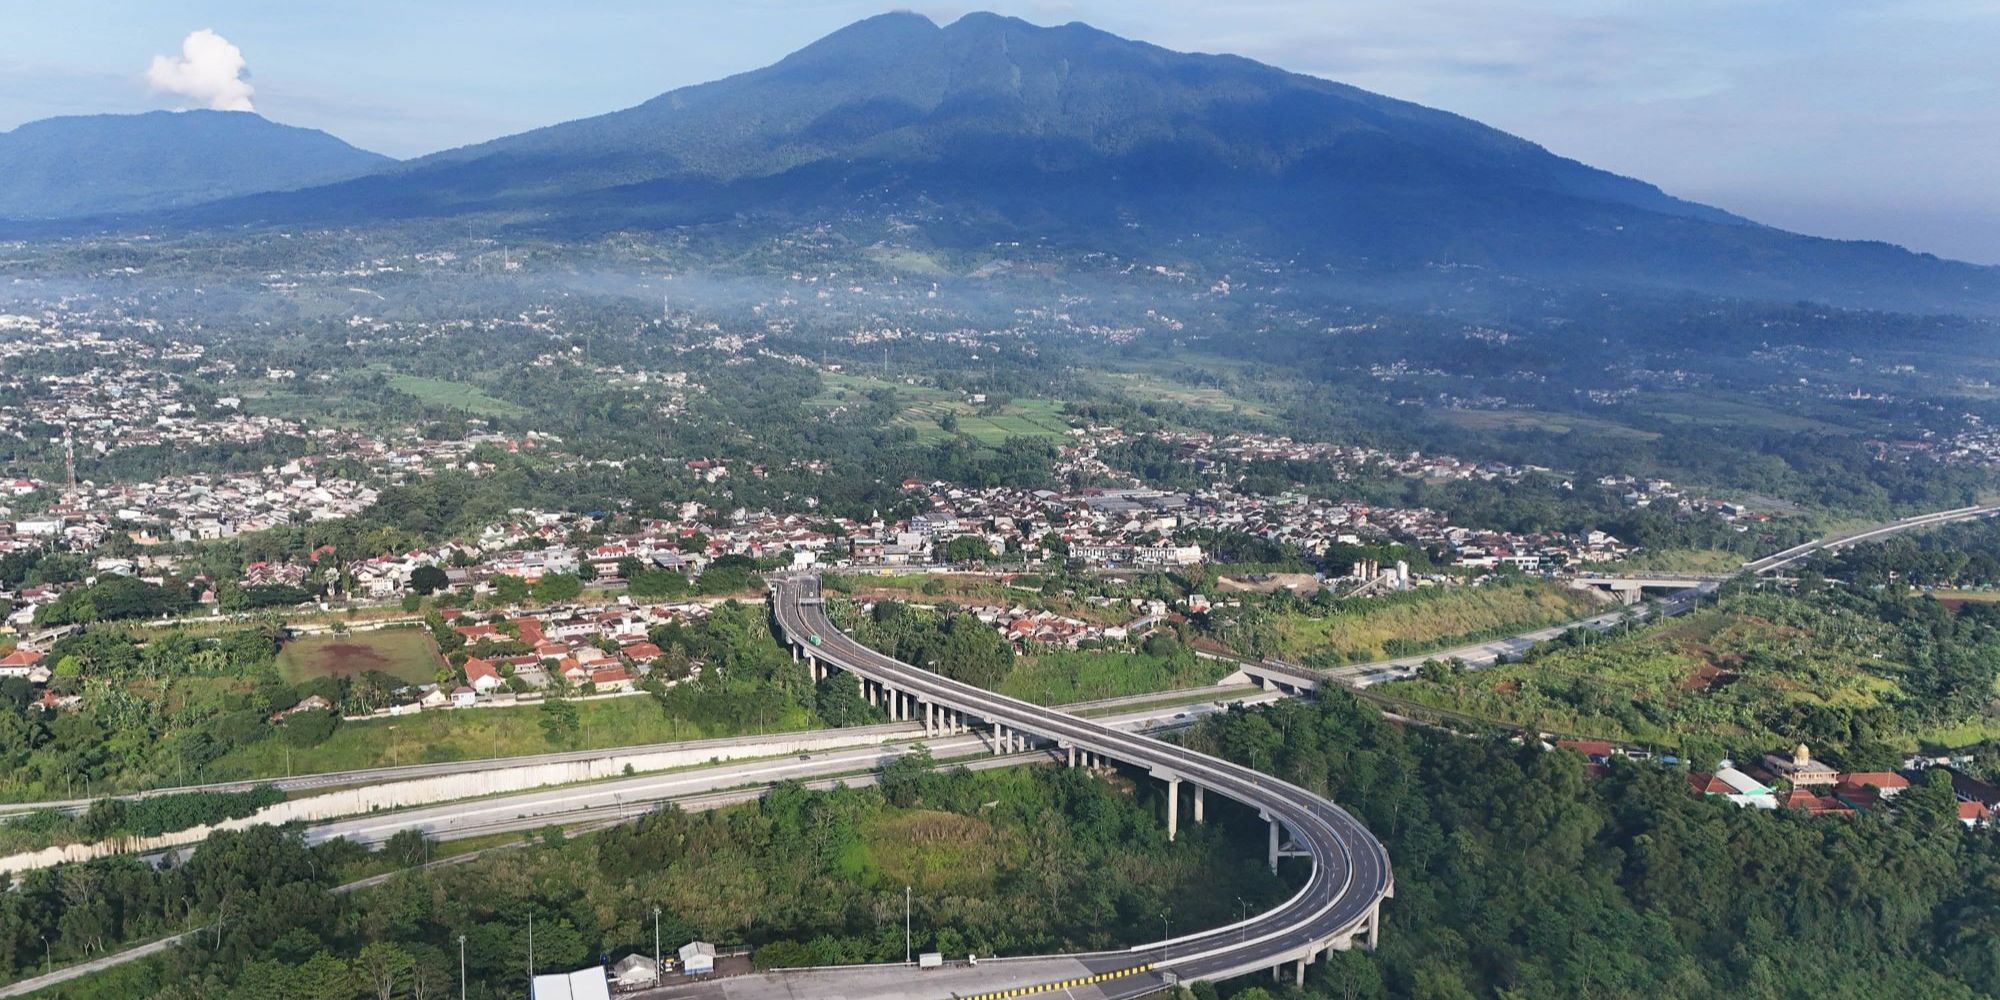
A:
1182 695 2000 1000
1810 518 2000 591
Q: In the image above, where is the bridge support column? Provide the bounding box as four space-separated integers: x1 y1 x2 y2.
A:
893 691 904 721
1067 745 1076 768
1268 819 1280 874
993 723 1004 755
1193 785 1204 824
1364 901 1382 952
1166 776 1180 842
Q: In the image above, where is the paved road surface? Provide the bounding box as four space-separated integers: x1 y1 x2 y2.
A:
773 578 1392 995
634 955 1146 1000
0 687 1238 819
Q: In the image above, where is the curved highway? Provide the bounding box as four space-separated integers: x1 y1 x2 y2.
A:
771 575 1392 990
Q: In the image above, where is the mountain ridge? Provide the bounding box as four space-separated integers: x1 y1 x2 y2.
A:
10 13 1998 315
0 109 392 220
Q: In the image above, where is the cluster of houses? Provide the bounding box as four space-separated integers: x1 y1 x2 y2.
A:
530 939 725 997
1564 739 1994 827
872 478 1628 575
6 464 380 551
1135 429 1536 484
363 601 709 716
1593 475 1769 524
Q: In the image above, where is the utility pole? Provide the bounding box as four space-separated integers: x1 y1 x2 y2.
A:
904 885 912 965
458 933 467 1000
528 911 535 984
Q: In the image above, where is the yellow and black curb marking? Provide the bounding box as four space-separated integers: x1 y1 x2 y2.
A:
955 962 1154 999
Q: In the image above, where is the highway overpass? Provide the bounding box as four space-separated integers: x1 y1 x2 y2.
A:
772 576 1393 992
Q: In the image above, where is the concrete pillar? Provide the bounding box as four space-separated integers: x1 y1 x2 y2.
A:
1193 785 1205 824
1268 818 1280 874
993 722 1003 755
1067 745 1076 768
1166 776 1180 842
1295 956 1307 987
791 645 799 662
892 691 903 721
1364 902 1381 952
925 702 935 737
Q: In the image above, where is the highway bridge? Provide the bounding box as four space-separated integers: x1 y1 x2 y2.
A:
771 575 1393 992
1743 503 2000 575
1226 503 2000 694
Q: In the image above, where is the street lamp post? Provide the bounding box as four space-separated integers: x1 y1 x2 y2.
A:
1161 910 1171 964
40 934 50 977
458 933 466 1000
904 885 912 965
652 906 662 984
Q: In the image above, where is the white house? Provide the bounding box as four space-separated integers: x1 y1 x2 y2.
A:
679 941 716 976
530 967 609 1000
608 954 661 987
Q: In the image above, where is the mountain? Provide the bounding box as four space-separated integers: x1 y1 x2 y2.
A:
45 14 2000 313
0 110 391 219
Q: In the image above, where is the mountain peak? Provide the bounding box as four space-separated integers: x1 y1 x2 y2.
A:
17 11 1997 314
0 109 389 220
779 10 940 65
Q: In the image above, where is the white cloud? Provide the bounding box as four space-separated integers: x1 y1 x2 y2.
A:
145 29 255 112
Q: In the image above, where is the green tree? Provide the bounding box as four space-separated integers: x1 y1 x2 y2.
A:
538 698 580 746
491 574 530 604
409 565 449 596
532 573 583 604
943 536 991 563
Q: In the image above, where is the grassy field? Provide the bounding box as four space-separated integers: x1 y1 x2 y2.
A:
998 648 1234 705
203 693 816 781
385 373 525 418
1616 548 1750 574
1081 369 1276 421
859 809 1013 893
1437 407 1660 441
810 372 1072 443
1380 596 1918 754
276 629 443 686
863 246 952 275
1251 583 1601 666
1626 391 1847 433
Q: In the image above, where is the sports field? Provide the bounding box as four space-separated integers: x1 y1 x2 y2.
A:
276 629 444 685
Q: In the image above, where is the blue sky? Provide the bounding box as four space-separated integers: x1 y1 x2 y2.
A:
3 0 1997 263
